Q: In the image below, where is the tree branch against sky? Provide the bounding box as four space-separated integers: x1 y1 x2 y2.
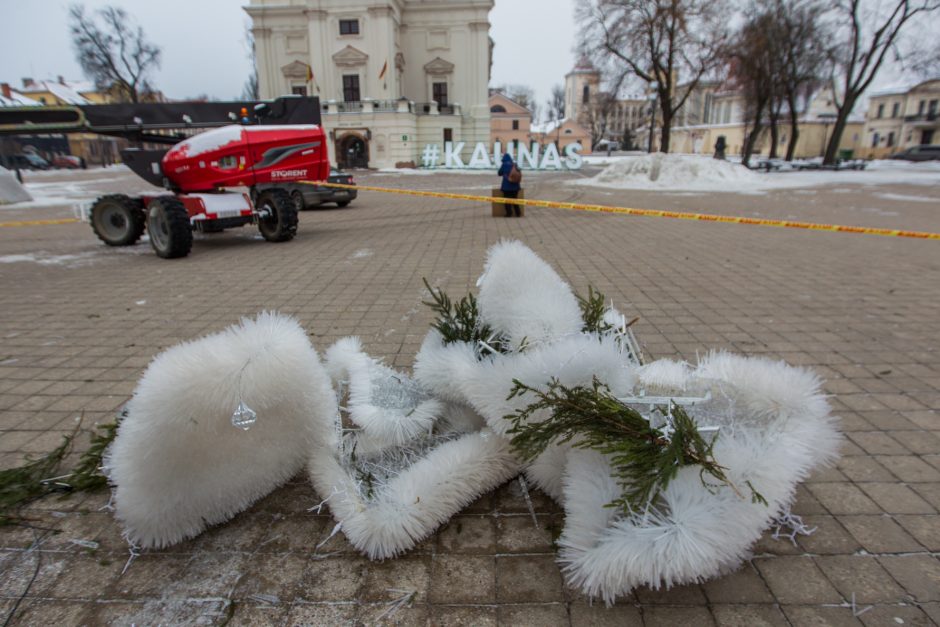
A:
547 85 565 122
728 10 777 167
774 0 828 161
730 0 828 165
68 3 161 103
908 41 940 78
822 0 940 164
576 0 730 153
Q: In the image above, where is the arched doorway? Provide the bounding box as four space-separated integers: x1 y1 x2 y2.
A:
337 133 369 169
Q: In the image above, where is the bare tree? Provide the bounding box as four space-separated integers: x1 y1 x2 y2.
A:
542 85 568 146
909 41 940 78
69 4 161 103
584 90 620 149
577 0 730 153
242 19 259 100
822 0 940 164
494 84 537 110
773 0 828 160
729 12 776 167
546 84 566 121
731 0 829 163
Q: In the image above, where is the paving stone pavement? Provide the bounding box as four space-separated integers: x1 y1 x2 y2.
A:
0 165 938 626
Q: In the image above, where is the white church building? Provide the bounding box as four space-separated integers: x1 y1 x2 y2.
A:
245 0 493 169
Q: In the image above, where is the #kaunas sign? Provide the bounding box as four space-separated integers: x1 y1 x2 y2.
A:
421 141 583 170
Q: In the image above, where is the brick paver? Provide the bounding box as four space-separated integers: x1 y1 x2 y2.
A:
1 165 938 625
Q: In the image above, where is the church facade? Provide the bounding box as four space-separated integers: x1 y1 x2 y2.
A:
245 0 493 169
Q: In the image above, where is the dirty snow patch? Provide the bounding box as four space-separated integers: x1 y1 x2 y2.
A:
576 154 940 192
875 192 936 203
0 167 32 204
0 252 100 267
578 153 760 191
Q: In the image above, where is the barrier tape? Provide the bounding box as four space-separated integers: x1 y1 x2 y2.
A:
4 184 935 241
0 218 80 228
310 181 940 241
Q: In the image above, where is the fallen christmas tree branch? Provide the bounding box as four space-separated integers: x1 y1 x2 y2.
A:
505 377 766 513
0 410 123 525
422 278 503 352
423 279 623 355
577 285 615 335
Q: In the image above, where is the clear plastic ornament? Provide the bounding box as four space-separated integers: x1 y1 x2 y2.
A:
231 401 257 430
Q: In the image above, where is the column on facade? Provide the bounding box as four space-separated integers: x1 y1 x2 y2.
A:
306 10 330 101
366 6 396 102
468 20 490 144
252 26 274 99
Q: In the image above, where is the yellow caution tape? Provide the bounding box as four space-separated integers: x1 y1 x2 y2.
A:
310 181 940 241
6 184 936 242
0 218 80 228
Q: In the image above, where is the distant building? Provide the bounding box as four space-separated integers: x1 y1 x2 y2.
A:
564 57 646 149
17 77 96 105
863 78 940 159
245 0 494 169
489 91 531 150
564 56 600 126
488 91 588 159
665 83 863 159
0 77 130 166
530 118 590 152
0 83 40 107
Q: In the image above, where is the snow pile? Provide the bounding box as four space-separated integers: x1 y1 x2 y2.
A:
577 154 940 192
585 153 760 191
0 167 32 204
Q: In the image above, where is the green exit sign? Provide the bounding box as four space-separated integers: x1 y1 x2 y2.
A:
402 135 408 141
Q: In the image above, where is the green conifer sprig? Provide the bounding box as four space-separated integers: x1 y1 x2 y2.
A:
423 279 619 354
577 286 615 335
0 411 123 525
506 378 765 513
422 278 507 354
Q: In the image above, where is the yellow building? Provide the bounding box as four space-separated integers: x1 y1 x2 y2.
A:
862 78 940 159
669 120 863 159
666 85 864 159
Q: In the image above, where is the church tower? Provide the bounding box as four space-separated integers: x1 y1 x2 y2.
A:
564 55 600 125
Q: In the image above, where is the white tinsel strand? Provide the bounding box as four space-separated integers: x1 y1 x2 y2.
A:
771 507 817 546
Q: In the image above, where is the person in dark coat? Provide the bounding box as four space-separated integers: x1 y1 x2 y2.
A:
497 153 521 217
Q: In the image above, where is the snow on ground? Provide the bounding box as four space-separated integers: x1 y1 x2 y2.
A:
1 178 127 210
0 167 32 204
0 243 152 268
875 192 937 203
13 164 130 178
574 153 940 192
577 153 761 192
0 252 102 267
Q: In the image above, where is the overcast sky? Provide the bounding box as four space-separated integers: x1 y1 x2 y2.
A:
0 0 578 108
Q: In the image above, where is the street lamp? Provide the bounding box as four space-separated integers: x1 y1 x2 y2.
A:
647 82 658 154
